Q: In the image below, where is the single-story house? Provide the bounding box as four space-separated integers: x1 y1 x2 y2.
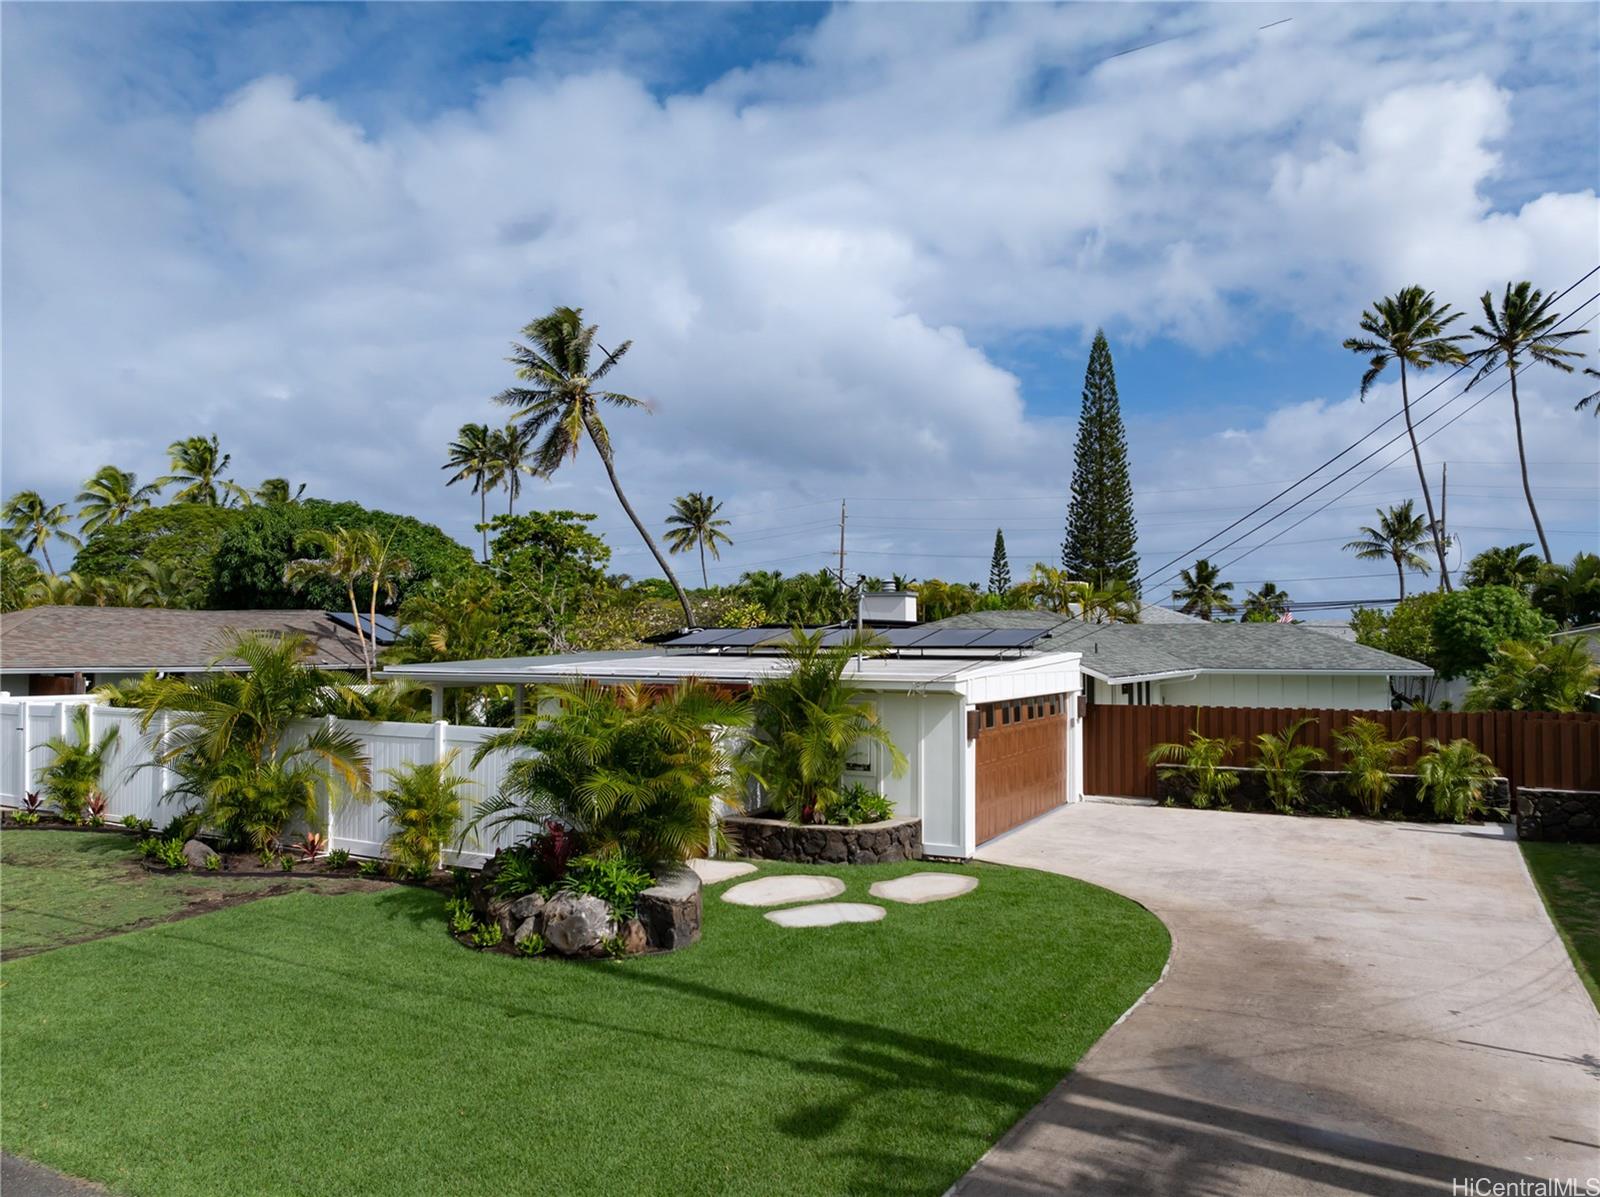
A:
381 628 1086 860
0 606 391 696
923 610 1430 709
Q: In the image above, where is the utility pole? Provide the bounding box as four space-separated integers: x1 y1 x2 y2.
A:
837 499 847 590
1439 462 1449 591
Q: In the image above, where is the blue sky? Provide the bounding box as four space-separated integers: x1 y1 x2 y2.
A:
3 2 1597 610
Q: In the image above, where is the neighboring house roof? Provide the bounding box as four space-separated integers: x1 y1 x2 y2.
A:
381 649 1084 694
922 613 1431 683
1294 619 1360 644
0 606 383 673
933 603 1201 629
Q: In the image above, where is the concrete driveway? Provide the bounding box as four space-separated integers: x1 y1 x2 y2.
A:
953 802 1600 1197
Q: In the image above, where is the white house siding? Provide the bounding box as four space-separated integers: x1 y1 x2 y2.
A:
1156 672 1392 710
866 690 966 859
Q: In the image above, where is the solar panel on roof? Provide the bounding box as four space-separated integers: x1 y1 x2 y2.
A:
881 626 940 648
912 628 997 648
980 628 1053 647
328 611 399 643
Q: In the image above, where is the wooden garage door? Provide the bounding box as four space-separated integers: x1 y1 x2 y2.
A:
975 694 1067 844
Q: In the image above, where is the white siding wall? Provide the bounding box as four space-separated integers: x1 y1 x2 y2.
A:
1157 672 1392 710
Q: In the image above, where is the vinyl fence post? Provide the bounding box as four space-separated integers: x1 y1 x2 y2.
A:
18 702 31 802
435 719 449 870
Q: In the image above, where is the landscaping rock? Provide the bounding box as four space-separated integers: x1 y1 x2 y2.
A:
1517 787 1600 843
687 858 756 885
721 874 846 907
619 918 648 955
181 839 217 870
542 893 616 957
723 813 923 864
508 893 546 925
512 916 544 948
869 872 979 904
637 866 702 950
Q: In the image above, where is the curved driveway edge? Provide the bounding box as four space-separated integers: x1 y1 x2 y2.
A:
953 802 1600 1197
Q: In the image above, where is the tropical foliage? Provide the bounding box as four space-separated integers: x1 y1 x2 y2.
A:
1147 730 1241 809
377 753 471 877
76 467 162 534
1343 286 1467 589
664 492 732 588
1242 582 1292 623
1171 558 1235 620
159 435 251 507
1333 718 1415 817
34 705 121 822
3 490 80 574
1463 639 1599 713
130 632 371 851
470 681 747 866
442 422 500 561
1463 543 1542 592
1431 585 1555 679
739 629 907 825
1531 552 1600 629
285 526 412 681
1414 738 1499 823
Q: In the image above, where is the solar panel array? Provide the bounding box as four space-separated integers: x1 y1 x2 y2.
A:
657 624 1056 654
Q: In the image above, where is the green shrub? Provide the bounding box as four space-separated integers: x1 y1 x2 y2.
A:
470 921 504 949
489 849 545 899
816 782 895 826
1432 586 1554 679
377 753 470 877
560 853 654 919
1414 738 1498 823
1147 730 1241 809
1252 718 1326 814
357 858 384 879
326 849 352 869
1464 638 1599 712
514 933 546 958
34 706 120 823
150 838 188 869
1333 719 1415 817
445 897 476 935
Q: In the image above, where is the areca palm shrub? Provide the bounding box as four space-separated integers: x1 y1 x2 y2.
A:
136 632 371 851
35 705 121 822
470 681 749 867
739 630 907 825
1252 717 1326 813
1332 719 1416 817
378 752 473 877
1464 639 1599 712
1146 730 1241 809
1414 739 1499 823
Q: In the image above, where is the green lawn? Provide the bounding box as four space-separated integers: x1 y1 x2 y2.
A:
1 853 1167 1197
1 831 340 957
1522 841 1600 1009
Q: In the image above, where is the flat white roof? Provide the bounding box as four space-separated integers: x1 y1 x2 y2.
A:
380 649 1083 693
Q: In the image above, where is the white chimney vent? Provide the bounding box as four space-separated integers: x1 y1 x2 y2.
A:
859 588 918 625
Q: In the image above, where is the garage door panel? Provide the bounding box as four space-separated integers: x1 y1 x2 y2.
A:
975 698 1066 844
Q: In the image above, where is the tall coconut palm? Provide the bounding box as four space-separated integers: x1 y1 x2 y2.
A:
1242 581 1292 622
664 492 732 588
492 306 694 626
1344 287 1468 590
490 422 540 516
442 423 501 561
160 434 249 506
2 491 81 574
1172 558 1235 620
1575 367 1599 415
1466 282 1588 564
1342 501 1433 599
75 466 162 534
284 526 412 682
255 478 306 506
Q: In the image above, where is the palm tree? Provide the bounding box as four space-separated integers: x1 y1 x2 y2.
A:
1463 543 1541 592
75 467 161 534
1342 501 1433 599
1575 367 1599 415
491 423 540 516
1344 287 1467 590
491 306 694 626
284 526 412 682
1242 582 1292 622
1531 552 1600 629
160 435 249 506
1466 282 1588 564
255 478 306 506
1464 638 1599 713
3 491 81 574
442 423 501 561
664 492 732 588
1172 558 1235 620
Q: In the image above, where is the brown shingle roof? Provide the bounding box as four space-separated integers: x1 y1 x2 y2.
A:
0 607 373 673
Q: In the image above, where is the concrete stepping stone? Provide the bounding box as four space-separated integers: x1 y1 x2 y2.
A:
868 873 979 904
765 902 886 928
721 874 845 907
689 858 758 885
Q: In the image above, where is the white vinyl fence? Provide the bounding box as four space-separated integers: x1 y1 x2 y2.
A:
0 697 523 867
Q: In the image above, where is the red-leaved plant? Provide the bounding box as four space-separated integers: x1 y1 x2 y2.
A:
84 793 109 825
539 821 577 885
22 791 44 815
298 832 326 862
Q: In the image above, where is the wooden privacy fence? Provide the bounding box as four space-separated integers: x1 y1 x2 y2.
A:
1084 705 1600 800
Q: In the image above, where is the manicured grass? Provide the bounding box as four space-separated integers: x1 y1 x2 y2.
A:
1 857 1167 1196
1 831 321 956
1522 841 1600 1010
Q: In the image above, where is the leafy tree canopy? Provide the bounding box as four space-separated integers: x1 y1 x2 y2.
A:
1351 592 1444 673
72 504 242 608
208 499 473 610
1431 584 1555 680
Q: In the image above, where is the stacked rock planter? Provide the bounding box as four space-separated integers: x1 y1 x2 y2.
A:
722 813 922 864
1517 788 1600 843
469 855 703 958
